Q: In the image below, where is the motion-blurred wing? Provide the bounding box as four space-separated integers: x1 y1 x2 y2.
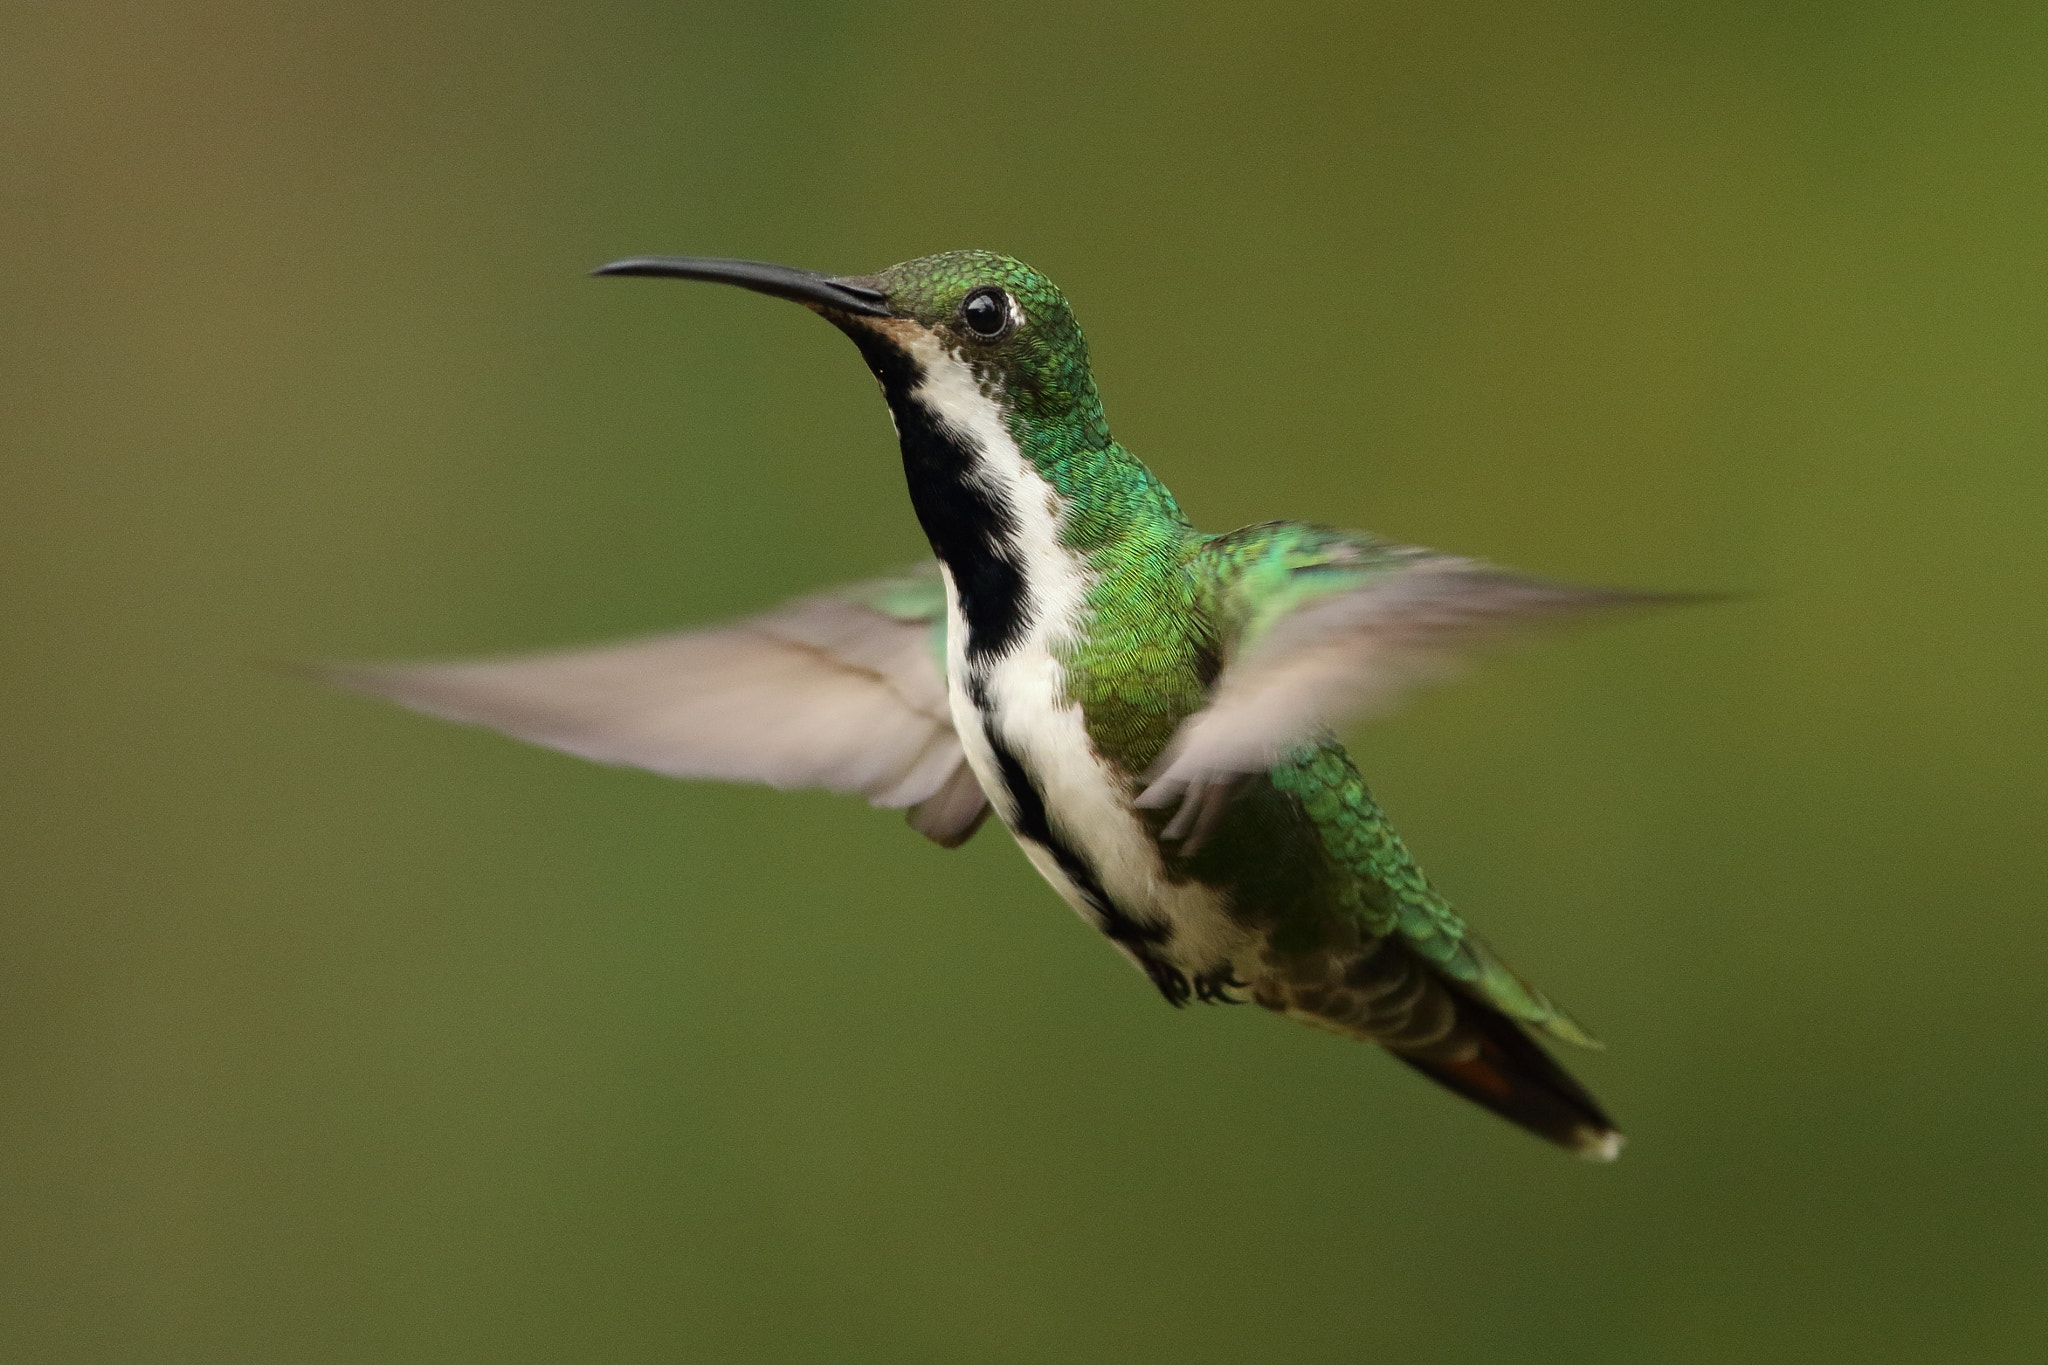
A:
327 563 990 847
1140 526 1685 820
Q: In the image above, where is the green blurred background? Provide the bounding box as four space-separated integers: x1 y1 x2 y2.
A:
6 1 2047 1360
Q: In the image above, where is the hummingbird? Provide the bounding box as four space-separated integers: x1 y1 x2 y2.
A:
333 249 1689 1159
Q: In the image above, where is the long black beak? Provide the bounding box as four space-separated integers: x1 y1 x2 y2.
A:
591 256 891 317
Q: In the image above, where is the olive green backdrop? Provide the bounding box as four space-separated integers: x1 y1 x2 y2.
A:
6 2 2046 1360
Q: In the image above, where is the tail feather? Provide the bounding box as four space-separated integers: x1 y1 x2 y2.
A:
1254 935 1622 1158
1394 995 1623 1160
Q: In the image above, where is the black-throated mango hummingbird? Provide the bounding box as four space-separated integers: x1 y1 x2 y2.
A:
333 250 1697 1159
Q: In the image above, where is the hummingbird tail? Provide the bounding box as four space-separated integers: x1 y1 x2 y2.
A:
1393 997 1624 1161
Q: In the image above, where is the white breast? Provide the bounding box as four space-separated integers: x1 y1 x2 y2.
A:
949 612 1250 977
906 338 1246 976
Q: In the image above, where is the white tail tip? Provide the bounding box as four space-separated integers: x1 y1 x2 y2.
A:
1576 1129 1626 1162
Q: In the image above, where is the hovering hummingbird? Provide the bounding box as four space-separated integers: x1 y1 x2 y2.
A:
334 250 1692 1159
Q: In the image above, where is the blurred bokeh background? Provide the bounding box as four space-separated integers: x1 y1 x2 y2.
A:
6 1 2047 1360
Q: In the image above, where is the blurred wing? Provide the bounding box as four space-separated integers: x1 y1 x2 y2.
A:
327 563 990 846
1141 527 1687 813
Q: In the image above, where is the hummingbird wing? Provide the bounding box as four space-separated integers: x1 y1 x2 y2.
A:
324 562 991 847
1139 524 1688 816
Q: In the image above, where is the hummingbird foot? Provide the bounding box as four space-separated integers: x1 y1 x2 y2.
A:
1191 965 1250 1004
1137 955 1194 1007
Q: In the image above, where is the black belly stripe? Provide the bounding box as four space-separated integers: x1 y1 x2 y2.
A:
843 327 1030 661
977 707 1190 1008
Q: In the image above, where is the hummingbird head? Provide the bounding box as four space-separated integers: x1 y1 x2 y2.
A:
593 249 1172 630
592 249 1110 454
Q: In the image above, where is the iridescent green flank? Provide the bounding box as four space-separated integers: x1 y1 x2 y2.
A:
1267 747 1599 1047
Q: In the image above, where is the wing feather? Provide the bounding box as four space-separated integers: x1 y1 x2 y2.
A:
326 567 991 840
1141 529 1690 810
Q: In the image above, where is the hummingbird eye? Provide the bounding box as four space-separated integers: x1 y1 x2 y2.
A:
959 287 1012 341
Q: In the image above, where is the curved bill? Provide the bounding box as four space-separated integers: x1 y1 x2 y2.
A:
591 256 891 317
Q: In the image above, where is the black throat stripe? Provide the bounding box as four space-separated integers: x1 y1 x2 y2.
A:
843 322 1187 1008
844 327 1031 662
